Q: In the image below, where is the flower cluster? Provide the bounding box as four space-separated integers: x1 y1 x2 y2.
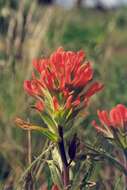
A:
92 104 127 142
24 47 103 113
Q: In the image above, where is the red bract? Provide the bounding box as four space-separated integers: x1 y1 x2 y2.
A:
110 104 127 127
24 80 40 96
24 48 103 111
35 101 44 112
85 82 103 98
65 95 73 109
92 104 127 138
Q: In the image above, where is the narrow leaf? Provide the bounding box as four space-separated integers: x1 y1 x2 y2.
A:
47 160 63 190
40 112 58 134
15 117 58 142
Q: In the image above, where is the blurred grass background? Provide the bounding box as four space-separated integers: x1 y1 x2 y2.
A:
0 0 127 189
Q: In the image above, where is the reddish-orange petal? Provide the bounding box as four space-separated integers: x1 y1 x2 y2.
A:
35 101 44 112
72 97 80 107
92 120 107 135
24 80 39 96
97 110 111 127
65 95 73 109
85 82 104 98
110 108 123 127
116 104 126 122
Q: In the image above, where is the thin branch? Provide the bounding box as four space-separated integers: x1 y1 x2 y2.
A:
28 130 32 165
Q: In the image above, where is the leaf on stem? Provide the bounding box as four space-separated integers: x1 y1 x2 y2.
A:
47 160 63 190
15 117 58 142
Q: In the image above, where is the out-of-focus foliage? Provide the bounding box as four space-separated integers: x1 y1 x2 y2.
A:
0 0 127 189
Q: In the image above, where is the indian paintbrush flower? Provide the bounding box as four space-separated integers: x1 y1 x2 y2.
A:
92 104 127 148
16 47 103 142
24 47 103 115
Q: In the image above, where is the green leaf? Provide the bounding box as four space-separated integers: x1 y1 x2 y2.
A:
40 112 58 134
43 89 54 113
113 174 122 190
71 161 86 190
85 144 127 176
61 109 72 125
104 153 127 175
39 129 59 142
54 109 73 126
65 109 72 120
32 125 59 142
81 161 95 190
15 118 58 142
47 160 63 190
52 147 62 171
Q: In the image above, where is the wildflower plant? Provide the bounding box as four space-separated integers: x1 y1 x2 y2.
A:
15 47 103 189
15 47 127 189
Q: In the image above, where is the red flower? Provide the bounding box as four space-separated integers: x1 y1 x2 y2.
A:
24 48 103 111
92 104 127 138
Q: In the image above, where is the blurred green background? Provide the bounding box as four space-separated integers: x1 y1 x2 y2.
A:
0 0 127 189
